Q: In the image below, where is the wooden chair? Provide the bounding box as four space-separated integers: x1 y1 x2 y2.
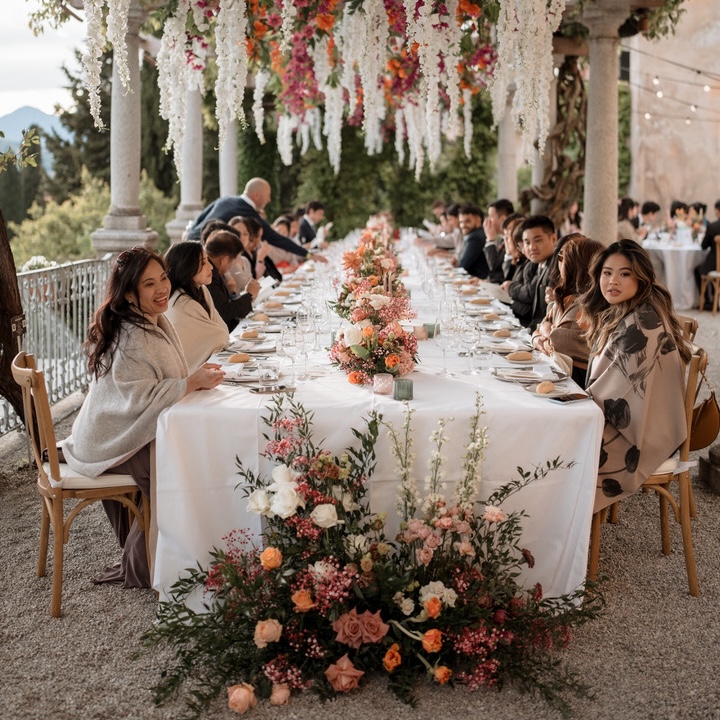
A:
698 237 720 314
11 352 150 617
588 346 705 597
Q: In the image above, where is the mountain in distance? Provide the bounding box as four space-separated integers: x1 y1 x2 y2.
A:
0 106 71 148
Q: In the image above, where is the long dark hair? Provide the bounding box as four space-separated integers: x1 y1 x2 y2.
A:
231 216 263 249
552 234 604 308
579 239 690 362
85 246 166 378
165 241 210 316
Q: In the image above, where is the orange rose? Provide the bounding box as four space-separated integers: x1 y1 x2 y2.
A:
383 643 402 672
324 654 364 693
361 326 375 338
367 275 379 286
422 628 443 653
269 683 291 706
291 589 317 613
348 371 364 385
385 353 400 369
359 609 390 643
259 546 282 570
227 683 256 714
424 596 442 619
315 12 335 31
332 608 364 648
254 618 282 648
433 666 452 684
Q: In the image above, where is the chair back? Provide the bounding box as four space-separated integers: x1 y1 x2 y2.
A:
11 352 63 489
676 314 698 342
681 346 707 460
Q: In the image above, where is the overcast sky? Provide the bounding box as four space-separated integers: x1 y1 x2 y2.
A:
0 7 86 116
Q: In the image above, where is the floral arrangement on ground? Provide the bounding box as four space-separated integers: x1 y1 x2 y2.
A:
144 393 604 719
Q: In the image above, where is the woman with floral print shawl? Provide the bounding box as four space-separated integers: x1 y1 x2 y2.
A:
579 240 691 513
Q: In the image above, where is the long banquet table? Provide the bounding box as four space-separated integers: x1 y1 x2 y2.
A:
153 243 604 606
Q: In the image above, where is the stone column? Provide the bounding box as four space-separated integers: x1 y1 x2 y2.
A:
219 118 238 197
581 0 631 245
91 5 157 256
496 88 519 203
166 88 205 243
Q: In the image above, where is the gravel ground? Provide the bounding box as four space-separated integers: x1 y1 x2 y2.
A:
2 309 720 720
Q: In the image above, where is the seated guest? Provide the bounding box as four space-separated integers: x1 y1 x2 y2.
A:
694 199 720 308
508 215 557 330
500 214 526 283
617 197 647 242
638 201 661 234
205 230 261 331
457 204 489 279
559 198 583 237
164 241 230 371
531 234 604 385
298 201 326 246
198 220 247 296
264 215 303 273
483 198 514 283
231 215 283 284
579 240 690 513
61 246 224 588
427 203 462 256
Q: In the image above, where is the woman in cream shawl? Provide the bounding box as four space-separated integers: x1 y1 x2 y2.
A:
579 240 690 513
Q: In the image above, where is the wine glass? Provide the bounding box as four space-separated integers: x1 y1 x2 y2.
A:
280 327 299 385
434 303 455 377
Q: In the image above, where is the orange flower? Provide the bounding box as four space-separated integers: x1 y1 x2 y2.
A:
458 0 482 18
383 643 402 672
433 666 452 684
324 654 364 692
259 547 282 570
348 371 364 385
385 354 400 369
291 589 317 613
315 12 335 31
253 19 268 39
361 326 375 338
367 275 379 286
424 596 442 619
422 629 443 653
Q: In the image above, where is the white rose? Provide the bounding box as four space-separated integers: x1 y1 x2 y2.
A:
368 295 391 310
442 587 458 607
310 503 340 528
341 492 360 512
400 598 415 616
270 485 302 519
269 464 298 490
343 325 363 346
312 560 334 579
246 489 271 516
344 533 369 556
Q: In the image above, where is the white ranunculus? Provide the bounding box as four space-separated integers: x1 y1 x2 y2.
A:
310 503 340 528
270 485 302 519
368 294 391 310
246 489 272 516
343 325 363 346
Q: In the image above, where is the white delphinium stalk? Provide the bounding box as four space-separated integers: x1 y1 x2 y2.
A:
462 88 473 159
157 0 191 178
106 0 131 92
214 0 249 148
453 394 488 511
423 417 452 513
385 407 419 522
252 70 270 145
82 0 106 129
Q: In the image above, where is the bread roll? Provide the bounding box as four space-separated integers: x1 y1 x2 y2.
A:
264 301 283 309
241 329 258 339
493 328 511 338
536 381 556 394
274 290 291 296
483 312 500 321
252 312 270 322
507 350 533 362
469 297 491 305
228 352 251 363
460 288 476 296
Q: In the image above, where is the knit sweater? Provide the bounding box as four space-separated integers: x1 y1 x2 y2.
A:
165 287 229 371
61 316 189 477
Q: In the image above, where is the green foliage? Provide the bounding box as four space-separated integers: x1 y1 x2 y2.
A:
0 127 41 174
618 84 631 196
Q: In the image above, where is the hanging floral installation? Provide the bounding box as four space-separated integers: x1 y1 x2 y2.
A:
33 0 566 175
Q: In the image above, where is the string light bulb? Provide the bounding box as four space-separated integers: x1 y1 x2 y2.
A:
656 90 663 98
644 112 652 120
691 104 697 112
685 118 692 125
652 76 660 86
704 85 711 92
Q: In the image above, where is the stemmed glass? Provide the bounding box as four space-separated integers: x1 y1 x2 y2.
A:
434 303 455 377
458 318 480 374
280 327 299 386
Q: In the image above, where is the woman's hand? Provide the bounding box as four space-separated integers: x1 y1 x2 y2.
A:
256 240 270 262
245 279 261 299
531 333 553 356
186 363 225 393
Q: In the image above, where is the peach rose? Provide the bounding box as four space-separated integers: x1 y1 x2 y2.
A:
383 643 402 672
254 618 282 648
416 546 433 566
269 683 291 706
434 666 452 684
359 609 390 643
227 683 257 714
348 371 364 385
483 505 507 523
259 547 282 570
422 629 443 653
385 353 400 369
324 654 364 693
361 325 375 338
332 608 364 648
424 596 442 619
291 589 317 613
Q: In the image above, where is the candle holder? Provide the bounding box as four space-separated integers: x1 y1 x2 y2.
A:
373 373 394 395
393 378 414 401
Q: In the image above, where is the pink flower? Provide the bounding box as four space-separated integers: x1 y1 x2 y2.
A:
424 531 442 549
227 683 256 714
254 618 282 648
269 683 291 705
416 546 434 565
324 654 364 693
332 608 364 648
455 520 472 534
454 538 476 557
435 516 454 530
483 505 507 523
359 610 389 643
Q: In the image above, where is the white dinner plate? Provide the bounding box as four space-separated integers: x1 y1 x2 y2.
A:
523 382 571 398
505 355 537 365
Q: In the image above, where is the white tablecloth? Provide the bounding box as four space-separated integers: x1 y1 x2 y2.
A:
154 307 604 604
643 239 707 311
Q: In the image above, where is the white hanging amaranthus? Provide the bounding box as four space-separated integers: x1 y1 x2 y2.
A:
82 0 105 129
462 87 473 159
214 0 249 149
403 100 426 181
337 7 364 118
277 114 299 166
394 106 406 166
105 0 131 92
157 0 191 179
491 0 565 164
279 0 297 55
311 34 343 173
252 70 270 145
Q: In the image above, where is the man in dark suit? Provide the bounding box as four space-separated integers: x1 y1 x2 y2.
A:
187 178 326 263
457 204 489 279
298 201 326 246
694 199 720 308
